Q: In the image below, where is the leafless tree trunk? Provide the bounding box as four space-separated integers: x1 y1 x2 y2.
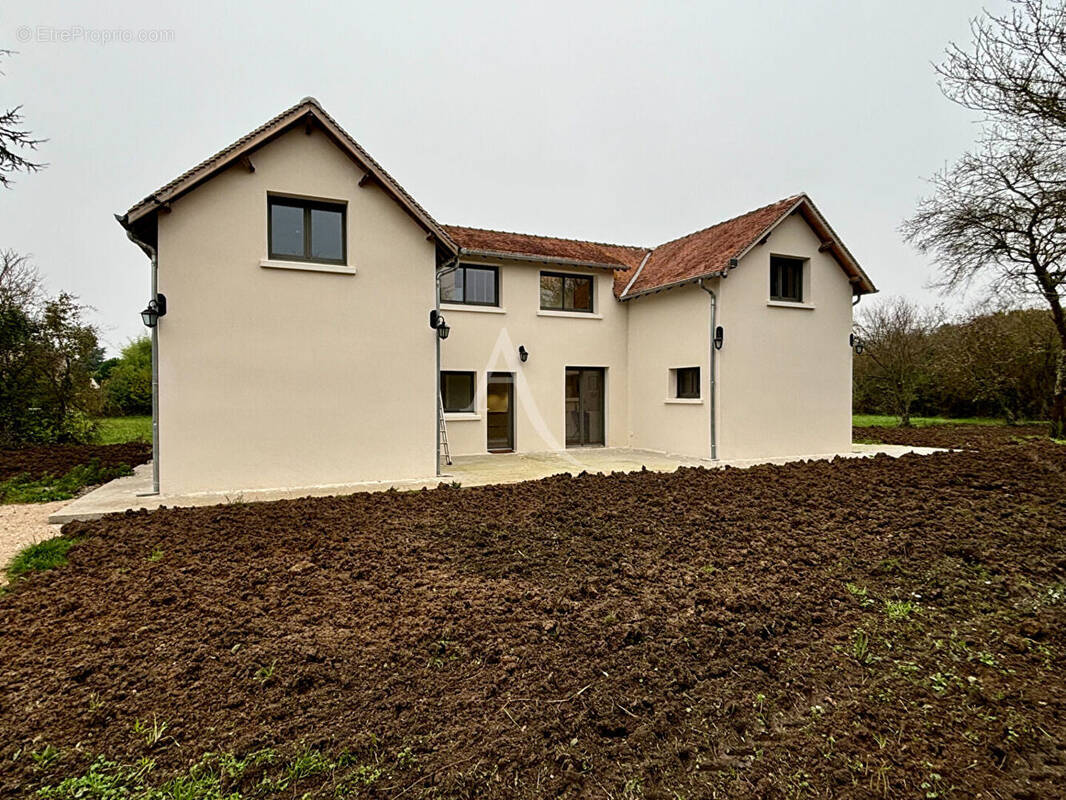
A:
904 0 1066 438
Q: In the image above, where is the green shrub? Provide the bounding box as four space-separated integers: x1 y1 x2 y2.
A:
102 338 152 416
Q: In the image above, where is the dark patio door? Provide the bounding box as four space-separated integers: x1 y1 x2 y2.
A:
487 372 514 452
565 367 605 446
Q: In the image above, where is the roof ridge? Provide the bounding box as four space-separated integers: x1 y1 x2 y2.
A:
442 223 649 252
648 193 806 252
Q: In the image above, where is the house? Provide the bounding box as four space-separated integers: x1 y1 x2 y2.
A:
118 97 875 495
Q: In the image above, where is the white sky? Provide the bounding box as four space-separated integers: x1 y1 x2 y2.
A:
1 0 1005 354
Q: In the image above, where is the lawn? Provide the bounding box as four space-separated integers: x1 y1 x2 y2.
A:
94 416 152 444
0 427 1063 798
852 413 1010 427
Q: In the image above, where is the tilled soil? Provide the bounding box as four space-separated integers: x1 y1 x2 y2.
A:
853 422 1050 449
0 442 151 481
0 433 1064 798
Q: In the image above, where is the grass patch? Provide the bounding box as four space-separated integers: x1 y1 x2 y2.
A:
94 416 152 444
0 459 133 504
33 745 401 799
6 538 75 581
852 414 1010 428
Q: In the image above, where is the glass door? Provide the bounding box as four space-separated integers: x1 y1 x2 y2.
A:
565 367 605 446
486 372 514 452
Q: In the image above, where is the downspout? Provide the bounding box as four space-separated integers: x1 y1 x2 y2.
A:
698 277 718 460
123 226 161 496
434 255 459 476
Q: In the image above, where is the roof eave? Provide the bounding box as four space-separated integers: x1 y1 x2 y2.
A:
621 270 728 301
121 99 458 255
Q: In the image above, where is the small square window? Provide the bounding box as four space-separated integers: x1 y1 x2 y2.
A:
540 272 594 312
441 371 475 413
770 256 805 302
268 196 346 264
674 367 700 399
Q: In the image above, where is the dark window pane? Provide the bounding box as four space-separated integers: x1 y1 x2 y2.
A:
310 208 344 261
770 256 804 302
441 371 475 413
440 269 463 303
676 367 700 399
464 267 497 304
570 277 592 311
540 274 563 309
270 203 304 258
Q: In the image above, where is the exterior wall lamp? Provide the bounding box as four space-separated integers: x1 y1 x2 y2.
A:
850 333 865 354
140 294 167 328
429 309 450 340
518 345 528 362
713 325 724 350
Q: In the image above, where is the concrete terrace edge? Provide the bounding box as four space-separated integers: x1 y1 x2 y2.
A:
49 445 946 524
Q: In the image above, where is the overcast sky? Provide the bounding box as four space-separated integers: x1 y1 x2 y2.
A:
2 0 1005 354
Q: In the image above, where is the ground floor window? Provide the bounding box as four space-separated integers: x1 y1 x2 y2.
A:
441 371 475 413
673 367 700 399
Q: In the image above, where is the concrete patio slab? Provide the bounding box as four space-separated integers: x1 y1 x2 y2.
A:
49 443 945 524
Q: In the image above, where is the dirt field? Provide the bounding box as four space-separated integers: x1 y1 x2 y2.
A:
0 442 151 482
853 422 1050 449
0 429 1063 798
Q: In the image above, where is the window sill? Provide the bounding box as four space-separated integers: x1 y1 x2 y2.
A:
440 304 506 314
537 310 603 319
260 258 355 275
665 398 703 405
766 300 815 310
444 412 481 421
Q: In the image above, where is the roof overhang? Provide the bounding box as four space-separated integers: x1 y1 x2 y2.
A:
620 193 876 301
117 98 457 254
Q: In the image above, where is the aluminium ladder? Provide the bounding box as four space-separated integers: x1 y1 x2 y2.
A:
437 391 452 466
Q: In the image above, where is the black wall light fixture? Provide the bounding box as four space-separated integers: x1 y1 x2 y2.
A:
713 325 724 350
140 294 167 327
850 333 864 354
518 345 528 363
429 309 450 340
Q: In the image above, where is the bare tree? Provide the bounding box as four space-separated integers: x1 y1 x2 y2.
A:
0 50 45 189
937 0 1066 133
0 249 43 307
904 0 1066 437
856 298 942 426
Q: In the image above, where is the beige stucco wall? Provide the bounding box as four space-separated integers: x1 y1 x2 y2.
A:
716 212 854 459
155 127 437 493
625 283 713 457
439 260 628 455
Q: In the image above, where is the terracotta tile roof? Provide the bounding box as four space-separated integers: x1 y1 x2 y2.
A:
119 98 873 296
616 195 803 297
443 225 648 271
120 97 457 252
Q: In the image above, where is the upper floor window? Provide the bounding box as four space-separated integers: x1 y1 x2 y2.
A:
440 264 499 306
770 256 805 303
540 272 594 313
269 196 346 264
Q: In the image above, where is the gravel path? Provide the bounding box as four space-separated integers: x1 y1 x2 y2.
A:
0 501 66 581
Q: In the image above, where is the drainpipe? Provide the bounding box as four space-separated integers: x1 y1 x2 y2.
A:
434 256 459 476
698 277 719 460
123 227 161 496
